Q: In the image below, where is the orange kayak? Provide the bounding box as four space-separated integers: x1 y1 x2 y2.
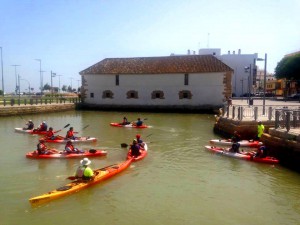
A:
29 158 133 205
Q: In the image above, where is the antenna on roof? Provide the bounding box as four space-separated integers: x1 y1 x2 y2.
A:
207 33 210 48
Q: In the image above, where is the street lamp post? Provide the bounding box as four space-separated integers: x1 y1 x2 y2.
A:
11 65 20 95
244 64 252 104
57 75 62 93
51 71 56 95
256 54 267 115
0 47 4 95
35 59 42 92
262 53 267 115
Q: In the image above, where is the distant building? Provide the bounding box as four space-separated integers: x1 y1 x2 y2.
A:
79 55 233 112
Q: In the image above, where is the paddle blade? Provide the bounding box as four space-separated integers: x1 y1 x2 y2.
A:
64 124 70 128
67 176 76 180
121 143 128 148
143 118 148 120
82 125 89 130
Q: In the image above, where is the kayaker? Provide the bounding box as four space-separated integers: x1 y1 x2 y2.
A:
121 116 130 125
231 131 241 143
38 121 48 131
132 118 143 127
256 121 265 140
75 158 94 180
136 134 145 148
130 139 141 157
65 127 78 140
254 146 267 158
45 127 61 140
36 139 58 155
24 120 34 130
65 141 83 154
229 142 241 153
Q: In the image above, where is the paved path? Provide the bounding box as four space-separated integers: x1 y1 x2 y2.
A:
231 98 300 107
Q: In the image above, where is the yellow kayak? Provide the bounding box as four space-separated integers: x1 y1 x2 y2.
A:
29 158 133 205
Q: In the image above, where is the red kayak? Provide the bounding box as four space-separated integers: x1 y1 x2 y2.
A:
127 143 148 162
110 122 149 129
26 149 107 159
205 145 279 164
39 136 97 143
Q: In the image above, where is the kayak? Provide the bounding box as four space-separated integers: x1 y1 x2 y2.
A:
26 149 107 159
110 122 149 128
14 128 50 135
209 139 263 148
15 128 33 133
39 136 97 143
29 158 133 205
127 143 148 162
204 145 279 164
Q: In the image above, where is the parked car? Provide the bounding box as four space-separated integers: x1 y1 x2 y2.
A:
240 93 254 97
287 93 300 100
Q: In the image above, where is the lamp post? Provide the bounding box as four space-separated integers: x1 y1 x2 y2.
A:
0 47 4 95
11 65 20 95
244 64 252 104
57 75 62 93
263 53 267 115
35 59 42 92
241 78 244 99
51 71 56 95
77 79 81 92
256 54 267 114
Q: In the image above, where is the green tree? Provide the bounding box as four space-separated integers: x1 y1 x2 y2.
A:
62 85 67 92
0 90 3 95
275 53 300 80
43 83 51 91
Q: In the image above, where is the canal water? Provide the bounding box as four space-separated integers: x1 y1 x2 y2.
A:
1 110 300 225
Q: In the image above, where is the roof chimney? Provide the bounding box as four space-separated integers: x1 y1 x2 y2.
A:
233 51 235 55
228 51 230 54
238 49 241 54
187 49 190 55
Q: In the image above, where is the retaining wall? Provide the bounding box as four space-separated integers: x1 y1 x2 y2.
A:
0 103 75 116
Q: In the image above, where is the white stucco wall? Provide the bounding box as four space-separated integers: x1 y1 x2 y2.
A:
82 73 226 107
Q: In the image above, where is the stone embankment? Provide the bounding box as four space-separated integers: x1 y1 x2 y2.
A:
0 103 75 116
214 114 300 172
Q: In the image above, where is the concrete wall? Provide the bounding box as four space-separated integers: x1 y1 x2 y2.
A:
0 104 75 116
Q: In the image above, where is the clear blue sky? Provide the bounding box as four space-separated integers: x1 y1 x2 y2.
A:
1 0 299 93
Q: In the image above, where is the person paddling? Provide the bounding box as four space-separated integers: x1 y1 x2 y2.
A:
132 118 143 127
36 139 58 155
129 139 141 157
75 158 95 181
45 127 62 140
65 127 78 140
24 120 34 130
65 141 83 154
36 121 48 131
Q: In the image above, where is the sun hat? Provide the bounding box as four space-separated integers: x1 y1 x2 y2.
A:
29 119 32 122
133 139 137 143
80 157 91 166
136 134 141 138
42 121 46 123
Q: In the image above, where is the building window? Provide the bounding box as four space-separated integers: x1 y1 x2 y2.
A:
126 90 138 99
90 93 94 98
184 74 189 85
116 75 119 86
102 90 114 99
151 90 165 99
179 90 192 99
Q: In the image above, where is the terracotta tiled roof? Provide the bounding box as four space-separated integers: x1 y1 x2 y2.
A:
79 55 233 75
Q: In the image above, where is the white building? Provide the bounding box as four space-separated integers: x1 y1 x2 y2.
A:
79 55 233 112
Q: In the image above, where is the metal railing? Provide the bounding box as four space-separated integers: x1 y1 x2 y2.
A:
275 109 300 131
222 105 300 121
0 97 80 106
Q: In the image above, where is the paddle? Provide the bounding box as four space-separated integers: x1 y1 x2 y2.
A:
19 115 28 123
76 125 89 133
55 124 70 133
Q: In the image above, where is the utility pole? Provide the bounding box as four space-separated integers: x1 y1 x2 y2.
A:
0 47 4 95
11 65 20 95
